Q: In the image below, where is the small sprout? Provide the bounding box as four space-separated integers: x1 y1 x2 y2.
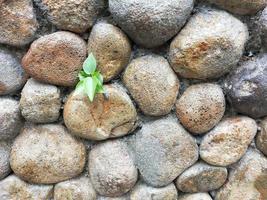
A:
75 53 105 102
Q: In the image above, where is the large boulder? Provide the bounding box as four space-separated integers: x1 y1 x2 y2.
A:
22 31 87 86
109 0 194 48
169 8 248 80
10 124 86 184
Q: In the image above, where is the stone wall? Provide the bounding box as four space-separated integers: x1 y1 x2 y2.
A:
0 0 267 199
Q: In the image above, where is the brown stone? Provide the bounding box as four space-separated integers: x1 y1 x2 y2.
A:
256 117 267 156
22 31 87 86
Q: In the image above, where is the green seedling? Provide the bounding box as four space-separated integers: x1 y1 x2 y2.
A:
75 53 105 102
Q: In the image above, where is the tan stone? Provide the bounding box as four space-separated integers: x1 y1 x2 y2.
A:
256 117 267 156
180 193 212 200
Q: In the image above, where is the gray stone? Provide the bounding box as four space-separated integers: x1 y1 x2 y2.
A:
260 7 267 48
0 98 23 140
176 162 228 192
135 117 199 187
10 124 86 184
169 8 248 80
256 117 267 156
179 193 212 200
200 116 257 166
0 142 11 180
20 78 61 123
0 175 53 200
109 0 194 48
89 140 138 197
123 55 179 116
176 83 225 134
97 195 129 200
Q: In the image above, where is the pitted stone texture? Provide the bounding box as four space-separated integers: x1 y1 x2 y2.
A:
0 175 53 200
89 140 138 197
54 176 97 200
260 7 267 47
180 193 212 200
88 22 131 82
0 0 38 46
0 98 23 140
176 162 228 192
176 83 225 134
64 84 137 140
0 49 28 95
0 142 11 180
135 117 198 187
22 31 87 86
10 124 86 184
216 149 267 200
20 78 61 123
36 0 106 33
225 54 267 118
205 0 267 15
123 55 179 116
200 116 257 166
130 181 178 200
109 0 194 48
256 117 267 156
169 8 248 80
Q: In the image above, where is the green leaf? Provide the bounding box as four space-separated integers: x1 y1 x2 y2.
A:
74 80 85 94
93 76 105 93
83 53 97 75
94 71 103 84
84 77 97 102
78 70 88 81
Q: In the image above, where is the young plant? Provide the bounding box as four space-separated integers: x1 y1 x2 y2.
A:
75 53 105 102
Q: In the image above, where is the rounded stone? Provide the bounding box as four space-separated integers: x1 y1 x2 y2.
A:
176 83 225 134
260 7 267 47
109 0 194 48
169 8 248 80
0 98 23 140
205 0 267 15
20 78 61 123
130 181 178 200
54 176 97 200
97 196 128 200
176 162 228 192
256 117 267 156
123 55 179 116
0 175 53 200
0 49 28 95
36 0 106 33
0 142 11 180
0 0 38 46
89 140 138 197
216 149 267 200
64 84 137 140
22 31 87 86
10 124 86 184
88 22 131 82
135 117 199 187
179 193 212 200
200 116 257 166
225 54 267 118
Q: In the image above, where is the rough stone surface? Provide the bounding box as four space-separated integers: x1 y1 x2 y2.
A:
54 176 97 200
89 140 138 197
0 98 23 140
0 142 11 180
135 117 199 187
176 83 225 134
0 49 28 95
176 162 228 192
36 0 106 33
0 0 38 46
97 196 129 200
22 31 87 86
88 22 131 82
225 54 267 118
205 0 267 15
64 84 137 140
10 124 86 184
20 78 61 123
130 181 178 200
123 55 179 116
109 0 194 48
0 175 53 200
216 149 267 200
260 7 267 47
256 117 267 156
169 8 248 80
200 116 257 166
179 193 212 200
